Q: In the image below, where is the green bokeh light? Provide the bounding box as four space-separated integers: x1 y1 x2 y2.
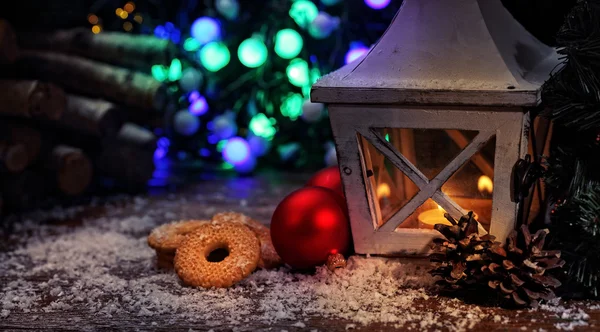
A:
238 38 268 68
216 139 228 152
168 58 182 81
151 64 168 82
274 29 303 59
249 113 277 140
286 58 310 87
199 42 231 72
183 38 201 52
289 0 318 28
280 93 303 121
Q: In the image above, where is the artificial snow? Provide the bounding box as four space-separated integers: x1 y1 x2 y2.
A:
0 196 597 331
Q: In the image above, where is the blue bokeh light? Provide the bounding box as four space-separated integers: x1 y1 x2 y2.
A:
189 95 209 115
153 137 170 160
191 17 221 44
344 43 369 64
222 137 251 166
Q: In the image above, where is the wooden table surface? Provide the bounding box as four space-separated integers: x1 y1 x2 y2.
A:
1 171 599 332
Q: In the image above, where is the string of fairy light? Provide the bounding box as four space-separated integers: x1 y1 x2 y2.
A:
86 0 392 176
87 1 143 34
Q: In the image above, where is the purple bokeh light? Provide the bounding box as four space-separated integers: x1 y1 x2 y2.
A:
365 0 390 10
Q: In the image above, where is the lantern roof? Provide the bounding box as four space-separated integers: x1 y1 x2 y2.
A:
311 0 562 107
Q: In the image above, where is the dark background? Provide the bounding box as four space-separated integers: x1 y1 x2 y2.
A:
0 0 576 45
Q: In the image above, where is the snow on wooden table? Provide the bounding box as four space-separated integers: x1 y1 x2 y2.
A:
0 173 598 331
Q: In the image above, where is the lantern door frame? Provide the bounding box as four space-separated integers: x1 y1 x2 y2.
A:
329 104 529 256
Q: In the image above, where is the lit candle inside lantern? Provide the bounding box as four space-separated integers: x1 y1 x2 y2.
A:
418 204 479 229
418 204 452 229
478 175 493 194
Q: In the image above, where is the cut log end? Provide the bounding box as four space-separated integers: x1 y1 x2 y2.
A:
63 95 124 137
0 80 65 120
0 142 29 172
0 19 19 64
29 82 66 120
52 145 93 196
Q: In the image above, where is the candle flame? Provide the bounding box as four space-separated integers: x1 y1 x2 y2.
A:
377 183 391 199
478 175 493 194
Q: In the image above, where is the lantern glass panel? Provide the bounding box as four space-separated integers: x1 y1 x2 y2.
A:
357 133 419 228
358 128 496 231
441 136 496 229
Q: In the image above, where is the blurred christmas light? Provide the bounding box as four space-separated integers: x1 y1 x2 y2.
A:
216 140 228 152
301 100 324 123
199 42 230 72
324 144 337 166
173 110 200 136
119 10 128 19
308 12 340 39
216 0 240 20
274 29 303 59
221 162 234 170
189 95 208 116
234 155 257 173
154 137 170 160
286 58 310 87
345 42 369 64
249 113 276 140
155 22 181 43
281 93 304 120
151 64 168 82
154 26 167 39
199 148 211 157
238 37 268 68
133 14 143 24
310 67 322 85
123 21 133 31
212 113 238 139
191 17 221 44
92 25 102 34
183 38 201 52
207 134 219 144
168 58 183 81
87 14 99 25
222 137 251 166
124 2 135 13
365 0 390 10
180 68 203 92
115 8 124 16
289 0 318 28
278 142 301 162
321 0 342 5
188 91 201 102
248 135 270 157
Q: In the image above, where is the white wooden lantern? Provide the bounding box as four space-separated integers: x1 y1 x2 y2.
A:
311 0 561 255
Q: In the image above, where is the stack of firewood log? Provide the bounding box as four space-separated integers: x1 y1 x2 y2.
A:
0 20 176 213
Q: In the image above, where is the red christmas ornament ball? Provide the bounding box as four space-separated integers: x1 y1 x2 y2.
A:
305 166 344 198
270 186 351 269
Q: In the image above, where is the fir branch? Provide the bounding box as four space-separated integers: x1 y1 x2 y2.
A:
549 185 600 298
543 0 600 128
543 142 600 198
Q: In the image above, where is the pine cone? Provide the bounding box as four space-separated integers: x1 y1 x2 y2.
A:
430 212 565 307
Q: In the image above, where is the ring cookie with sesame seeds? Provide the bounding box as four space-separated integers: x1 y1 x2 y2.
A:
211 212 282 269
174 222 260 288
